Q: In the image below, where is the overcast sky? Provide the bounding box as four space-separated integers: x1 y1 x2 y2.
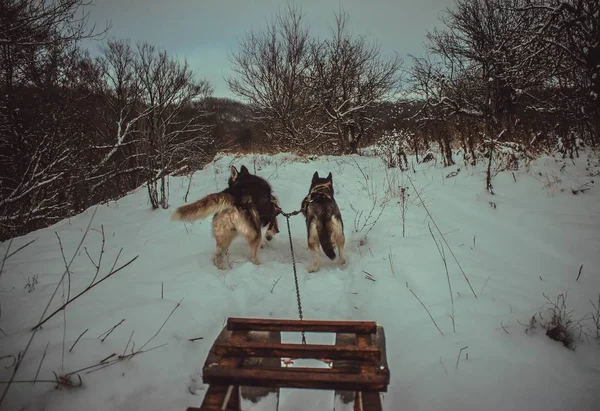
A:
84 0 455 99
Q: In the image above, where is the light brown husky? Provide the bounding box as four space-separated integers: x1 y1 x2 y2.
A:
171 165 280 269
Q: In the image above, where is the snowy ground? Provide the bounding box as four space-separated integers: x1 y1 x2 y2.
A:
1 150 600 411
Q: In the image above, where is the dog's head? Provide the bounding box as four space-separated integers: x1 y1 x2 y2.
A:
310 171 334 196
228 165 250 187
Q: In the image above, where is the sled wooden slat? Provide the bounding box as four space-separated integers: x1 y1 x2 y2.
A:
227 317 377 334
186 384 240 411
190 317 390 411
203 366 388 391
360 391 383 411
187 329 247 411
215 340 381 362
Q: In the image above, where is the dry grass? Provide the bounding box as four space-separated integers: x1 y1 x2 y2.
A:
526 292 593 349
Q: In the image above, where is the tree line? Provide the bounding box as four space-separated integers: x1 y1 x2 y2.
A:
1 0 223 240
403 0 599 171
2 0 599 240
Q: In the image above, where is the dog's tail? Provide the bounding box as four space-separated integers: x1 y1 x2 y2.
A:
318 216 337 260
171 192 234 221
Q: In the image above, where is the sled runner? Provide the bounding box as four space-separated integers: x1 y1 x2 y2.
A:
186 317 389 411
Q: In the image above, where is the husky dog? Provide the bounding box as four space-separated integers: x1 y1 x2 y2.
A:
171 165 280 269
300 171 346 272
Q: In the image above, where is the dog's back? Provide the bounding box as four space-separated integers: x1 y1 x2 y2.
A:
302 172 346 272
307 198 343 259
228 165 279 228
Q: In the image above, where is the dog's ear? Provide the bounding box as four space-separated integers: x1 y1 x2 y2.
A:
230 165 239 181
326 172 332 182
312 171 319 183
240 165 250 175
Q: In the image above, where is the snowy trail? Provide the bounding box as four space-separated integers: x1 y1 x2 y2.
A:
1 151 599 411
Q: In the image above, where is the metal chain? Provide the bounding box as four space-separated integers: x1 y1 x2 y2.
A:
282 211 306 345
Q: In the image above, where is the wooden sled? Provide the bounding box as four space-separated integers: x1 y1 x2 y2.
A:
186 317 390 411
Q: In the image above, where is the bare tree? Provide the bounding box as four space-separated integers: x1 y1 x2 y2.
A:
310 12 402 154
74 39 150 203
227 4 316 148
0 0 108 240
408 0 565 188
517 0 600 148
228 6 401 153
135 42 213 209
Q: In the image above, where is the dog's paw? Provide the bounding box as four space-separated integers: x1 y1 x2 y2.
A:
213 255 228 270
307 265 319 273
250 257 260 265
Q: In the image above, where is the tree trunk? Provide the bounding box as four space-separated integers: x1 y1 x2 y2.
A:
486 140 494 195
442 132 454 167
467 132 477 166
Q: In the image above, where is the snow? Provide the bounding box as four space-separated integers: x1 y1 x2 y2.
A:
1 149 600 411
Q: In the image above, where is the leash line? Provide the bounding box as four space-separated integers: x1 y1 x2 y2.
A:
279 206 306 345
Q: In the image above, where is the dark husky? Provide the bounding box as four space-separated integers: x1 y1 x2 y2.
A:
300 171 346 272
171 165 280 269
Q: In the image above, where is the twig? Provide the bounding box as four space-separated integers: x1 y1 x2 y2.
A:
439 356 448 375
161 282 164 299
408 176 477 299
188 337 204 342
0 304 6 337
500 321 510 334
52 372 83 389
69 329 88 353
184 172 193 203
388 247 396 278
0 206 98 409
590 295 600 339
5 238 37 261
65 343 167 377
122 331 135 357
83 225 105 287
428 223 455 333
100 353 116 364
55 233 72 305
137 298 183 353
409 288 444 336
55 232 71 371
363 271 376 282
34 341 50 385
61 292 66 370
0 379 73 385
365 204 386 236
107 248 123 276
455 346 468 369
270 276 282 293
32 253 138 331
576 264 583 282
85 345 168 375
98 319 125 342
479 276 491 296
0 239 13 281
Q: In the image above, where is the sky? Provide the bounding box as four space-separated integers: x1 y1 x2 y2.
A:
83 0 456 99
